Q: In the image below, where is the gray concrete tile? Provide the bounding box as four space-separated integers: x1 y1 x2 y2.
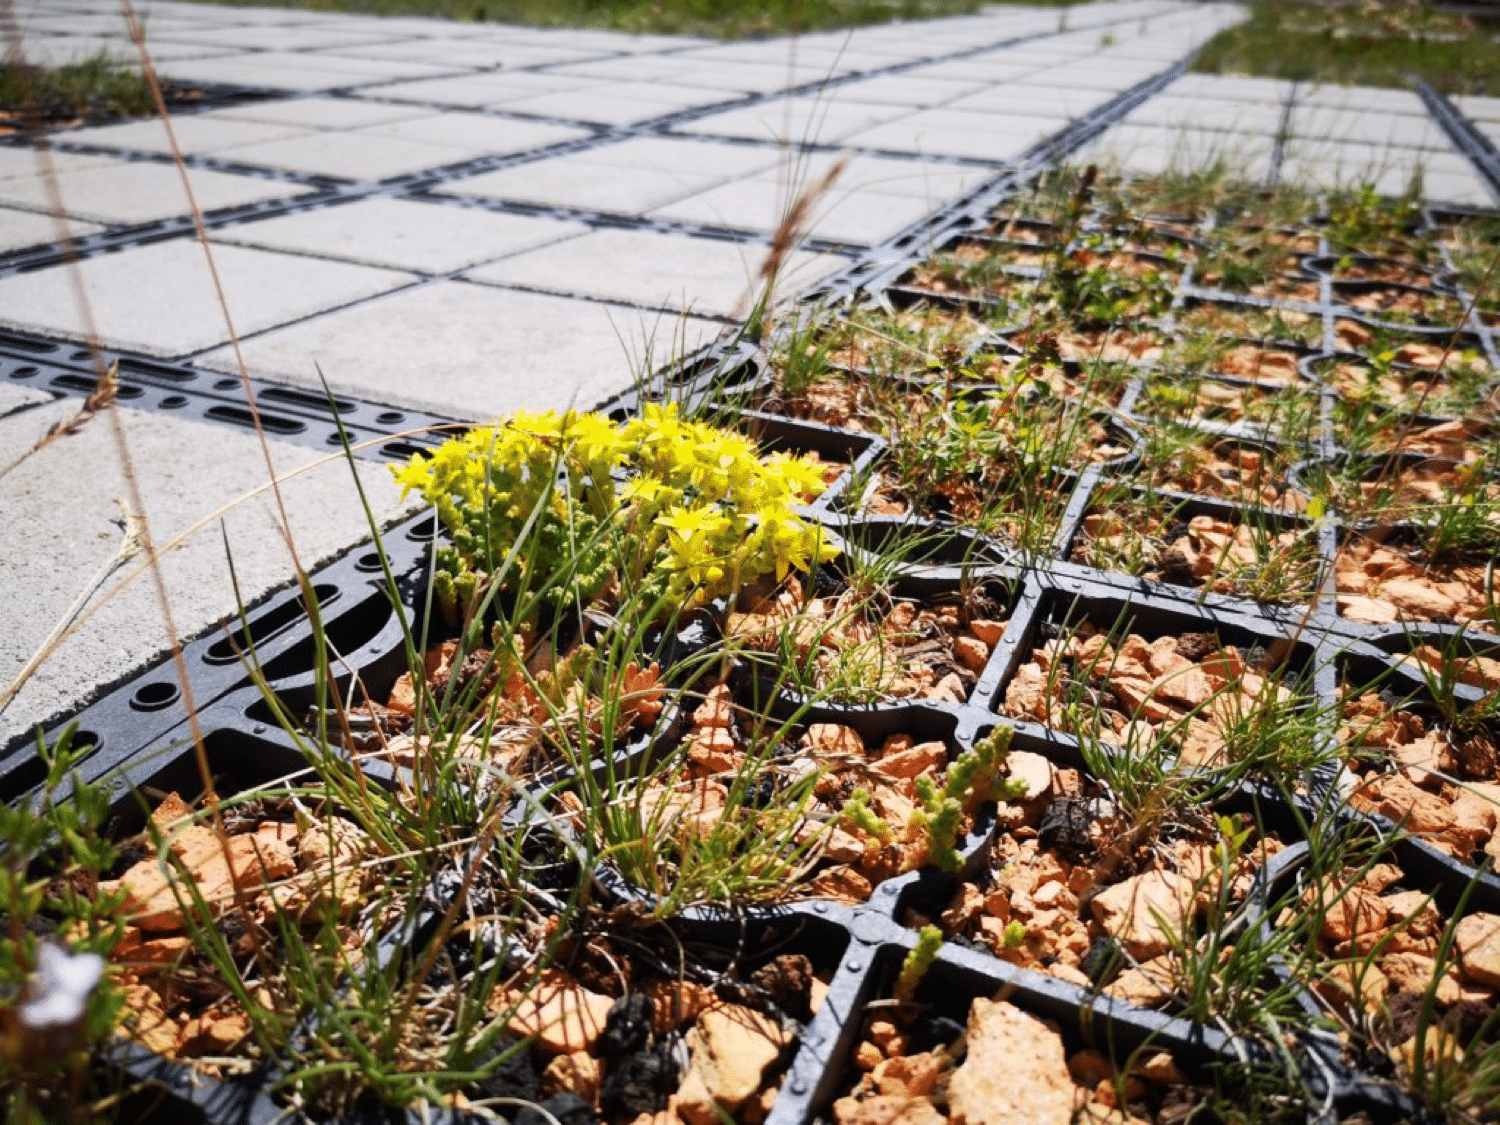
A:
1296 84 1428 115
196 48 457 81
651 177 939 244
0 148 117 181
666 62 857 94
436 156 721 213
1162 73 1294 104
576 136 785 179
57 116 315 156
1289 106 1451 150
1122 96 1284 133
1082 124 1275 178
0 239 415 357
544 56 706 82
0 207 103 254
0 399 410 750
841 114 1048 162
355 112 592 155
830 75 986 108
210 96 433 131
1455 95 1500 124
214 130 477 180
674 98 910 145
149 25 402 51
464 227 841 317
371 73 583 108
942 86 1110 119
157 57 399 91
0 383 55 417
15 36 225 66
196 280 720 421
757 151 991 202
0 161 312 224
214 197 588 273
494 88 711 126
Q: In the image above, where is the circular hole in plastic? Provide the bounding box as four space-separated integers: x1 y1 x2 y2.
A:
159 394 187 408
117 384 144 399
355 551 383 572
376 410 404 424
11 365 37 378
69 349 91 362
327 432 345 445
130 681 180 712
215 378 238 391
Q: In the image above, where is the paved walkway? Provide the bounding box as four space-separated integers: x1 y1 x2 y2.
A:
0 0 1495 753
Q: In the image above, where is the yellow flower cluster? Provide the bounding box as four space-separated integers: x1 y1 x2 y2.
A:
392 404 838 617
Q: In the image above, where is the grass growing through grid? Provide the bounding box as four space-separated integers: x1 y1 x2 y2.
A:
1192 0 1500 94
0 50 159 128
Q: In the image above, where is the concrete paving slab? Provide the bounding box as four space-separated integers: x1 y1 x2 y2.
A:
674 98 911 145
1281 138 1469 176
0 239 415 357
662 64 843 94
1296 84 1428 115
196 48 459 81
214 130 478 181
841 113 1049 162
831 75 986 108
651 177 940 245
1163 73 1294 104
149 25 401 51
574 136 785 179
157 57 409 91
213 197 589 273
1289 106 1451 150
494 86 724 126
16 36 225 67
1083 124 1275 175
464 227 841 317
354 112 593 156
372 73 592 108
769 151 993 201
196 280 720 421
210 96 433 131
0 148 117 181
0 383 56 418
0 399 412 750
57 116 315 157
1121 96 1284 133
1455 95 1500 124
436 155 722 213
1278 151 1491 205
0 161 313 225
0 206 103 254
935 88 1098 119
322 40 529 69
544 56 711 83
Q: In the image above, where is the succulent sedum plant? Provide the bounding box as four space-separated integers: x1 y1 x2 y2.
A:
393 404 839 623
